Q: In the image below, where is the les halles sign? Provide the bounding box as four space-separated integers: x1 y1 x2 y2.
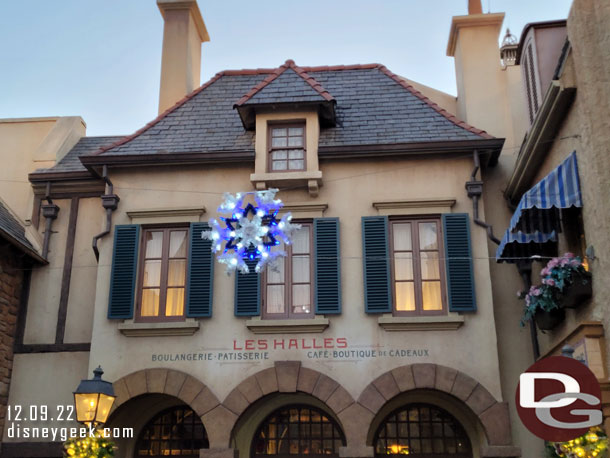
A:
151 337 429 363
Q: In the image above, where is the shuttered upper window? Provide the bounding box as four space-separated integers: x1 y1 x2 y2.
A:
263 223 314 319
390 218 447 315
137 227 188 322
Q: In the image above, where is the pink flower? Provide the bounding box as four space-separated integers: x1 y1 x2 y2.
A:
570 259 581 268
543 278 556 287
548 258 559 269
560 258 570 266
541 267 550 276
565 252 575 258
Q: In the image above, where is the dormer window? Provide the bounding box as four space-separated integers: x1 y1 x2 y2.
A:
269 123 305 172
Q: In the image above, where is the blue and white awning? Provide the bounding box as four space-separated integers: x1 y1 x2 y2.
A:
496 151 582 262
508 151 582 233
495 229 557 263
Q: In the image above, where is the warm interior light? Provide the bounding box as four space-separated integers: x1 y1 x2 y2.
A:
387 444 409 455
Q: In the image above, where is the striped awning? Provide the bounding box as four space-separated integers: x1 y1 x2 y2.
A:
495 229 557 263
496 151 581 262
508 151 582 233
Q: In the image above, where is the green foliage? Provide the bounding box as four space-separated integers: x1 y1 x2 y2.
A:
63 430 115 458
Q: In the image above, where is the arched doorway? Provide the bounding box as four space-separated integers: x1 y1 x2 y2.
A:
373 403 472 457
251 404 346 458
135 406 209 457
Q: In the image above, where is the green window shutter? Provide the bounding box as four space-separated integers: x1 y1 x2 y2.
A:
314 218 341 315
108 225 140 319
442 213 477 312
186 222 214 317
234 258 261 316
362 216 392 313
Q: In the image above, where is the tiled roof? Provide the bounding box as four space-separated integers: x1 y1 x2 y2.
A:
40 61 494 172
235 60 334 106
35 136 123 173
0 201 34 251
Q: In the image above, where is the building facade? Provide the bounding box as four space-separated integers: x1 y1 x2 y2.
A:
2 0 608 457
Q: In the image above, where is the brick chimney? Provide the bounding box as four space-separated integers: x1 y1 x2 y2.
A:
157 0 209 114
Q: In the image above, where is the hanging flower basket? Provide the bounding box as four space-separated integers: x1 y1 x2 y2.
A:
534 307 566 331
561 272 593 308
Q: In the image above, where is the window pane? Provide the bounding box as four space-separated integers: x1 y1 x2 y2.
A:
168 259 186 286
292 226 310 253
395 282 415 311
272 161 287 171
272 128 287 137
267 285 285 314
422 281 443 310
288 149 304 159
267 258 284 284
292 256 310 283
169 231 187 258
288 160 304 170
272 150 287 160
145 231 163 258
393 223 412 251
288 127 303 136
420 252 440 280
419 222 438 250
288 136 303 147
394 253 413 281
143 260 161 286
165 288 184 316
272 137 288 147
292 285 311 314
141 289 160 316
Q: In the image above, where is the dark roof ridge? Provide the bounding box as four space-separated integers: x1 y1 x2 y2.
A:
233 59 334 107
376 65 493 139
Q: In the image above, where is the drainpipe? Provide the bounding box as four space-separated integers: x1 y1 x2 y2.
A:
92 165 120 261
517 260 541 360
466 150 501 245
41 182 60 259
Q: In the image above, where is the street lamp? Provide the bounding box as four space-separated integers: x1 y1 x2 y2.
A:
73 366 116 426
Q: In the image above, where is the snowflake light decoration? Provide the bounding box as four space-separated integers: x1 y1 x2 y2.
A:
202 189 301 273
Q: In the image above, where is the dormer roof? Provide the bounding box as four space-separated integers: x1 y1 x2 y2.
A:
234 60 336 129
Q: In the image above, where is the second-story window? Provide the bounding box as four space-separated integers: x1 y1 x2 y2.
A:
137 227 188 322
268 123 305 172
263 222 313 319
390 218 446 315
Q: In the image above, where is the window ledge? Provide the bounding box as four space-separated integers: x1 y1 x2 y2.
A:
250 171 322 197
118 319 200 337
378 314 464 331
372 198 456 216
245 317 329 334
126 206 205 224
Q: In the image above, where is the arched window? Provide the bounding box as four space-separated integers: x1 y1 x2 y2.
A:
373 404 472 457
136 406 209 457
252 405 345 457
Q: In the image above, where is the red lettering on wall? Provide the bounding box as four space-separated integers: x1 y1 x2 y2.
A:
233 340 242 350
258 340 268 350
274 339 285 350
288 339 298 349
336 338 348 348
324 338 333 349
245 340 255 350
301 339 311 349
313 339 322 349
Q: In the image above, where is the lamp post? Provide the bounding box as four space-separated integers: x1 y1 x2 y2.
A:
73 366 116 426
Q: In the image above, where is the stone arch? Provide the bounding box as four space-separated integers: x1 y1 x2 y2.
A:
111 368 221 443
216 361 356 449
357 364 513 449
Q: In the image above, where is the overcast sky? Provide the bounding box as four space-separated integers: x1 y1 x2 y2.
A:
0 0 572 136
